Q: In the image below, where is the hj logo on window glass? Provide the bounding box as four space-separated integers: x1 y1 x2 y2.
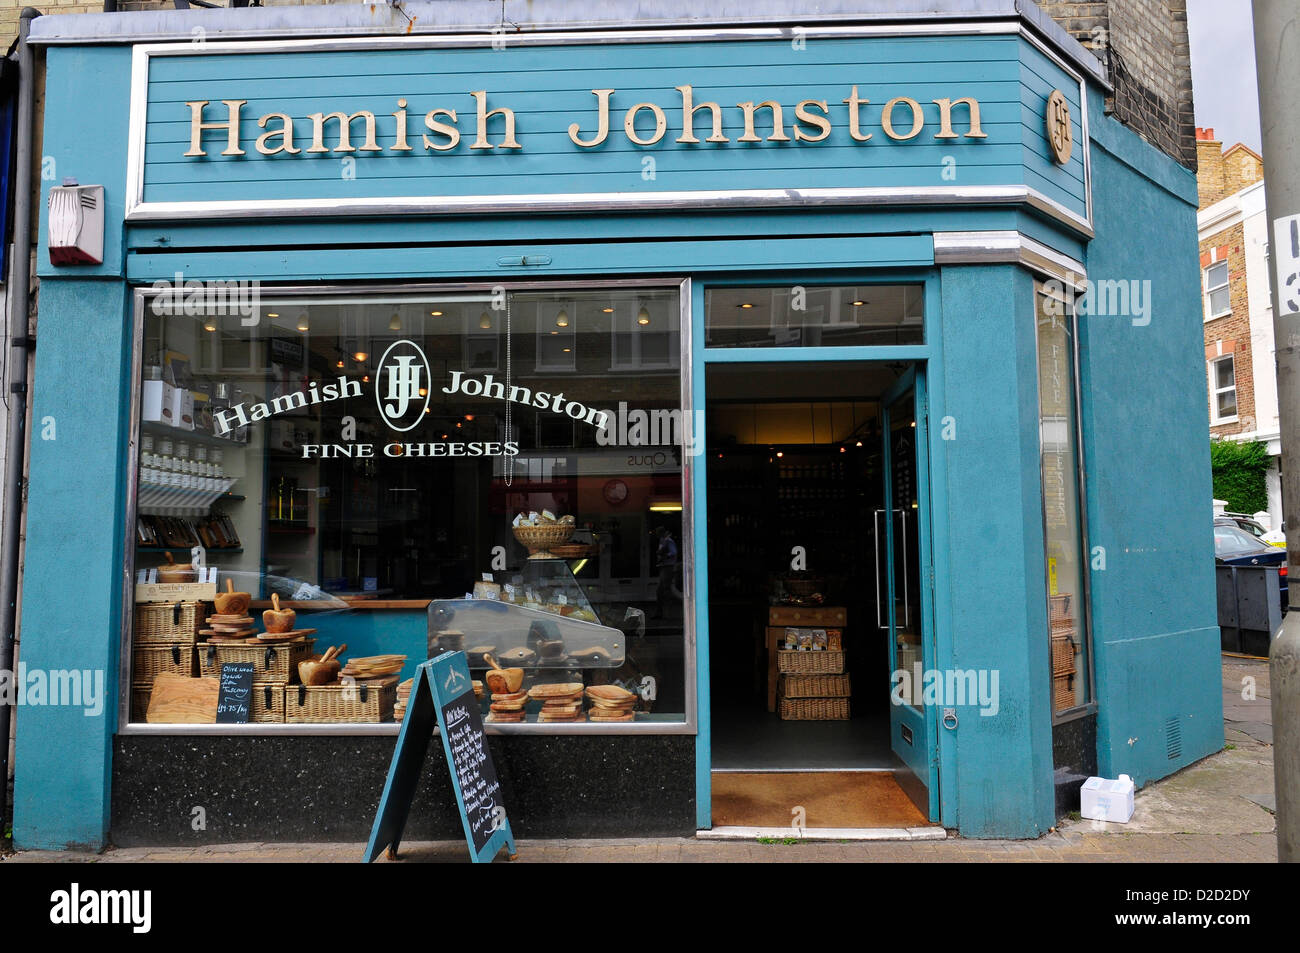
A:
376 340 432 432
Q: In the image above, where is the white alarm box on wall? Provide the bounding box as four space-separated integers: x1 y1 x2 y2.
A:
47 183 105 266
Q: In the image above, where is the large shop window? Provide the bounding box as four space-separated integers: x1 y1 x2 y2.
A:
1035 288 1092 716
128 284 689 728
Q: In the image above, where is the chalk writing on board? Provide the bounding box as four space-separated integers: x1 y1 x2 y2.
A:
442 699 502 849
216 662 254 724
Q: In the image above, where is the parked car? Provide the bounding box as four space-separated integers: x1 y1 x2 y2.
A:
1213 522 1288 613
1218 512 1286 548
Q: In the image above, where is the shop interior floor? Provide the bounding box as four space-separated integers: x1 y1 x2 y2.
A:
710 771 932 829
710 706 896 770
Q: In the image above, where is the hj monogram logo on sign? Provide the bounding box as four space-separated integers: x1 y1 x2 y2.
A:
1046 89 1072 165
375 339 432 432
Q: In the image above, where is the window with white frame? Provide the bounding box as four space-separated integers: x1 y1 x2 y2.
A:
1204 261 1230 319
1210 355 1238 422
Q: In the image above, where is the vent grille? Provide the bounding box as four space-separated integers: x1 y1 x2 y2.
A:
1166 716 1183 761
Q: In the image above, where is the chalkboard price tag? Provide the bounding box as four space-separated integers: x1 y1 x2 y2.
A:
364 652 516 864
215 662 254 724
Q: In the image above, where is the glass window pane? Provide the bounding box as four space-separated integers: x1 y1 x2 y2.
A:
130 286 687 727
1216 358 1235 390
1207 262 1228 288
1036 293 1089 712
1209 286 1231 315
705 284 924 347
1217 390 1238 418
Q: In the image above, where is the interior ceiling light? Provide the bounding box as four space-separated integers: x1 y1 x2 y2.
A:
354 351 368 362
430 310 444 316
465 414 474 421
637 306 651 326
388 312 401 331
418 387 427 397
555 308 569 328
479 311 492 330
855 440 863 447
362 374 370 383
562 347 571 353
601 307 615 314
266 312 280 318
297 312 310 332
852 300 867 306
203 319 217 332
336 359 345 368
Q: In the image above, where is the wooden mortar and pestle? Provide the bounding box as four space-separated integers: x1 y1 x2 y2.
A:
213 578 251 615
299 643 346 686
156 552 197 584
483 653 524 694
263 593 296 634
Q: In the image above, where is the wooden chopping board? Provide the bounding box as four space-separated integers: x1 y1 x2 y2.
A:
147 673 219 723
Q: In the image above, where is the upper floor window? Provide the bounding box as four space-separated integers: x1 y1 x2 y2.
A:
1210 354 1237 423
1204 262 1230 319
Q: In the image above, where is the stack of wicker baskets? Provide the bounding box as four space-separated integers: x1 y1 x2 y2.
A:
1049 593 1077 710
132 601 204 719
777 646 850 720
197 637 316 722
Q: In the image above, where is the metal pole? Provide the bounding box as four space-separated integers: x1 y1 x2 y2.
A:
1253 0 1300 863
0 8 40 837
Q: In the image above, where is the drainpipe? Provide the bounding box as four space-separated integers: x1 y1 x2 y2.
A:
0 7 40 834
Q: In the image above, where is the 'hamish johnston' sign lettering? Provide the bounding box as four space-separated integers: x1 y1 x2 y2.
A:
183 87 987 158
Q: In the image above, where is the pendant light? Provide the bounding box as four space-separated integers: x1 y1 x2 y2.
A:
388 312 401 331
637 305 651 327
297 311 310 332
479 311 493 330
555 308 569 329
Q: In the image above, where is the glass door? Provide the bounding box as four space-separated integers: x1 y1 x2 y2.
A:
881 367 938 816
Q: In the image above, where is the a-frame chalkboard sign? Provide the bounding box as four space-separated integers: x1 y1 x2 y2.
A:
363 651 517 863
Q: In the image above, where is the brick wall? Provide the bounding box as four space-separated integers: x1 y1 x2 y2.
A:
1036 0 1196 169
1195 128 1264 209
1200 222 1253 434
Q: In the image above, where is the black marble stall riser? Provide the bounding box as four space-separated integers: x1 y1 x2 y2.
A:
111 735 696 846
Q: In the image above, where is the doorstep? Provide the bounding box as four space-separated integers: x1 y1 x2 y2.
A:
698 826 947 842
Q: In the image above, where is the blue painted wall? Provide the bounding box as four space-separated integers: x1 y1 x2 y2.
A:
931 264 1056 837
13 278 131 849
1077 89 1222 785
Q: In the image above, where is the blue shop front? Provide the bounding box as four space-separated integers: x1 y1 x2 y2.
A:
12 4 1222 848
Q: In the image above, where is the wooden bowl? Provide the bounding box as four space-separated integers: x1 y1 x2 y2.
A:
298 659 341 686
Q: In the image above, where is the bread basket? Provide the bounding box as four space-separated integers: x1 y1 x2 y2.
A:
513 523 574 560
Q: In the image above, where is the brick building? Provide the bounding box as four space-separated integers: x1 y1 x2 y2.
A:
1196 127 1280 528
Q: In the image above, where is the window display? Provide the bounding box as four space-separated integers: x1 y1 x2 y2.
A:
128 283 688 727
1036 288 1091 714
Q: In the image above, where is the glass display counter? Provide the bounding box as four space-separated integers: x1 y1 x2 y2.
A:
427 558 626 670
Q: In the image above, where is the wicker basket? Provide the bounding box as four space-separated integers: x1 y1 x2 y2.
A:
1048 593 1072 624
513 523 574 559
133 642 197 682
197 638 314 684
284 677 397 723
781 673 851 698
1051 634 1075 676
1053 673 1076 710
783 577 823 597
134 601 204 644
777 649 845 675
251 683 286 723
780 696 850 720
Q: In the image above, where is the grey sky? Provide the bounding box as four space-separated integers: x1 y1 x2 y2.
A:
1186 0 1261 152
